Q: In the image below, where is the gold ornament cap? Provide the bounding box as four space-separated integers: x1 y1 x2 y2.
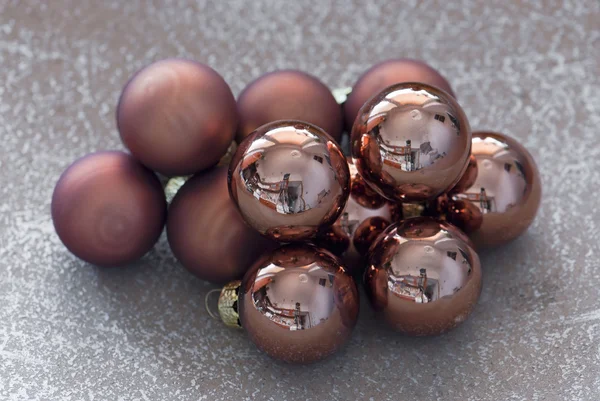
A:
164 175 192 205
402 202 426 219
332 86 352 105
206 280 242 328
217 141 238 167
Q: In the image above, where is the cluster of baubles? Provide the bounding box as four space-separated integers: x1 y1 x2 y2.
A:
51 58 541 364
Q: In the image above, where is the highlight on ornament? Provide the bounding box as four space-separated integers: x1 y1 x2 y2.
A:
51 58 541 364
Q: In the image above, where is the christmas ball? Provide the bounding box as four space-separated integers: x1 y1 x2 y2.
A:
167 166 277 284
351 82 471 202
236 70 343 143
443 131 542 248
117 59 237 176
52 151 166 267
239 244 359 364
364 217 482 336
228 120 350 242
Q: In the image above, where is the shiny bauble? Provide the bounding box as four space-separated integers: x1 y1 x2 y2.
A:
364 217 482 336
51 151 166 267
239 244 359 364
344 59 455 130
443 131 542 248
228 120 350 242
351 82 471 202
236 70 343 143
167 166 277 284
117 59 237 176
315 158 400 276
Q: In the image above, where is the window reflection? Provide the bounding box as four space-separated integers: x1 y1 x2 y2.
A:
239 130 338 215
241 157 308 214
453 143 528 214
369 100 459 172
388 268 440 303
252 267 336 330
455 187 495 213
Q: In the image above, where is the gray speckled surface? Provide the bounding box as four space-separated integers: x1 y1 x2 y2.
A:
1 1 599 400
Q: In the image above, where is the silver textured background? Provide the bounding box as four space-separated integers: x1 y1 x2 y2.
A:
1 1 599 400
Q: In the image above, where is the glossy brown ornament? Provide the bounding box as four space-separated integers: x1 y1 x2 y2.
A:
238 244 359 364
167 166 277 284
351 82 471 202
443 131 542 248
228 120 350 242
315 158 400 276
344 59 455 130
365 217 482 336
236 70 343 143
51 151 166 267
117 59 237 176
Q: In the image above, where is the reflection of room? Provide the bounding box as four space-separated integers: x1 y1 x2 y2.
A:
241 163 307 213
389 268 439 303
252 266 336 330
455 153 526 213
463 137 528 214
337 212 354 237
380 139 420 171
372 101 456 171
389 238 472 302
239 131 337 214
455 188 495 213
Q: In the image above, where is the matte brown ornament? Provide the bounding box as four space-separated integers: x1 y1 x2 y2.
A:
351 82 471 202
117 59 237 176
344 59 455 130
236 70 343 143
228 120 350 242
51 151 166 267
364 217 482 336
167 166 277 284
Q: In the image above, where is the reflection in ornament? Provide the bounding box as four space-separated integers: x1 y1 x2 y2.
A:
252 267 336 331
315 159 400 276
442 132 541 248
229 121 350 242
351 83 471 202
364 217 481 336
237 244 359 363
